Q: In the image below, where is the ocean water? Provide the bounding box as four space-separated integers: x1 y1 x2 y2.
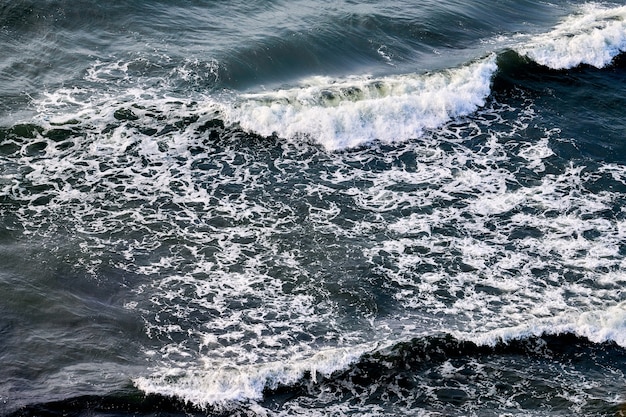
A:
1 1 626 416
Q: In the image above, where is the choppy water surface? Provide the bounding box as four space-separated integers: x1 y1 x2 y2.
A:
1 1 626 416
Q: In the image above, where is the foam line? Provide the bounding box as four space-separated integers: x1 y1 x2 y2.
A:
133 302 626 409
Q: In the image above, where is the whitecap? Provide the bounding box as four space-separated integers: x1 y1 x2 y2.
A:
519 4 626 69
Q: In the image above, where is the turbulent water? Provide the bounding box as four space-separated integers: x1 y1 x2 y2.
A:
2 1 626 416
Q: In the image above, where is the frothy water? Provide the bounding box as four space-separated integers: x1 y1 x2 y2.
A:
2 2 626 416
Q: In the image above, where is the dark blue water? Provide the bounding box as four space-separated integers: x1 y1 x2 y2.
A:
2 1 626 416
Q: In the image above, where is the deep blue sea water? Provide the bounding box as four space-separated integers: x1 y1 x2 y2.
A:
2 1 626 416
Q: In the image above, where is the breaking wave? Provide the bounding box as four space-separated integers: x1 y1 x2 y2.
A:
518 3 626 69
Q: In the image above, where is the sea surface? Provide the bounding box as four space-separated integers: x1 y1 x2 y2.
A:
1 1 626 416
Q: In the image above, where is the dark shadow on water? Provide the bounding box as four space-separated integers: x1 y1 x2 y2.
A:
6 391 216 417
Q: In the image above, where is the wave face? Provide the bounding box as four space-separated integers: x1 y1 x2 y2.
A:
2 2 626 417
210 2 626 150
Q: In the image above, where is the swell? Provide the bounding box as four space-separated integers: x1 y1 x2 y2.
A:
215 0 557 88
262 332 626 416
8 332 625 416
0 0 563 92
2 51 624 157
221 2 626 148
493 48 626 91
131 302 626 411
310 332 626 390
1 3 623 152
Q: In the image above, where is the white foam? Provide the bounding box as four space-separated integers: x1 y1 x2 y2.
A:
519 4 626 69
220 56 497 150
